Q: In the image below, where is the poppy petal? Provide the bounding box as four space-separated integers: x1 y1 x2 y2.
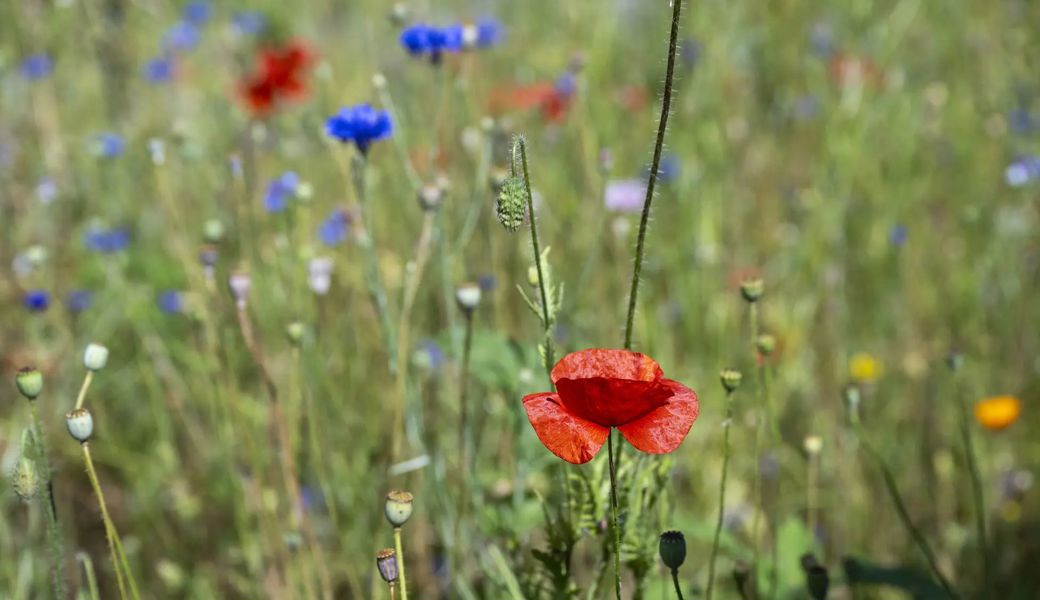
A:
523 392 609 464
555 377 671 427
551 348 663 384
617 379 698 454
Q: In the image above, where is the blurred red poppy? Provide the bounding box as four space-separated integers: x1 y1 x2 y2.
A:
523 349 698 464
489 81 573 123
239 41 314 117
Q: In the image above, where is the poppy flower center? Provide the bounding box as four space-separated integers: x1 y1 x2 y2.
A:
555 377 672 427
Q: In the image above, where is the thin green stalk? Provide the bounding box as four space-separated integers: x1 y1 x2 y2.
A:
607 429 622 600
459 311 475 475
858 432 959 599
671 569 686 600
81 443 137 600
512 136 555 381
706 389 734 600
74 370 94 410
394 527 409 600
78 552 101 600
954 386 989 588
623 0 683 351
30 404 67 600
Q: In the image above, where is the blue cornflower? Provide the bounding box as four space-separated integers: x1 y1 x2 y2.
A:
183 1 211 26
889 224 908 247
400 24 461 62
415 339 446 372
231 11 266 36
644 153 680 184
84 227 131 253
478 274 497 292
93 133 125 158
681 38 702 70
263 171 299 213
809 21 835 58
1008 108 1033 135
318 208 350 246
67 290 93 313
24 290 50 312
325 104 393 154
20 54 52 81
1005 155 1040 187
555 73 577 98
158 290 185 314
165 21 201 52
36 176 58 204
143 56 174 84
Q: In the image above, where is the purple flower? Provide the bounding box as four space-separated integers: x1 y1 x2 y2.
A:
67 290 93 313
24 290 50 312
143 56 174 84
400 24 462 62
325 104 393 153
318 208 350 246
478 274 497 292
20 54 52 80
84 227 131 253
415 339 446 371
263 171 299 213
604 179 646 213
232 11 266 36
158 290 185 314
889 224 908 247
165 21 201 52
36 176 58 204
1008 108 1033 135
1006 155 1040 187
183 1 211 26
93 133 125 158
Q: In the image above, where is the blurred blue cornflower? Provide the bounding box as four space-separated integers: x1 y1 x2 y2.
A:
1008 108 1034 135
142 55 174 84
36 176 58 204
158 290 185 314
1005 155 1040 187
318 208 350 246
231 11 266 36
555 72 577 98
164 21 201 52
478 274 497 292
67 290 93 313
20 54 53 81
888 224 908 247
84 226 131 253
792 94 821 121
24 290 50 312
93 133 125 158
325 104 393 153
183 1 212 26
414 339 446 372
400 24 462 62
680 38 702 70
809 21 835 58
450 19 502 51
263 171 300 213
644 152 680 184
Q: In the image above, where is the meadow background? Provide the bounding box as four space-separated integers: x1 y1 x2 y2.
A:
1 0 1038 598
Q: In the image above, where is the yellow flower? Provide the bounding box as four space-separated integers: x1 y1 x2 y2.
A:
849 352 882 384
974 396 1021 431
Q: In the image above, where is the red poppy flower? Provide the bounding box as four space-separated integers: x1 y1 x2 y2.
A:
237 40 314 118
522 349 698 464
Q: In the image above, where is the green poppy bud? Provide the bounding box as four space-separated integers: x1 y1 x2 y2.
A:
11 455 40 503
286 321 305 346
740 277 763 303
720 368 743 393
658 530 687 570
756 333 776 357
496 176 526 232
15 367 43 400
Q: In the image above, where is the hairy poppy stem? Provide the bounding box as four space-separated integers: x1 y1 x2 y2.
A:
30 403 68 599
954 378 990 590
671 568 685 600
622 0 683 351
706 388 734 600
607 429 622 600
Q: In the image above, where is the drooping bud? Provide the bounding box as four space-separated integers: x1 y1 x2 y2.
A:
418 185 443 212
455 283 482 314
15 367 43 400
83 343 109 371
720 368 743 393
66 408 94 443
496 176 526 232
375 548 399 583
385 490 414 527
739 277 764 303
756 333 776 357
11 454 40 503
658 530 687 570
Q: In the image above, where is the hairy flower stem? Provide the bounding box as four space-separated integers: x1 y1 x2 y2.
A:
74 370 94 410
671 568 686 600
954 382 989 589
706 388 734 600
511 136 554 381
623 0 683 351
394 527 409 600
30 404 67 600
81 442 140 600
607 429 623 600
857 429 959 599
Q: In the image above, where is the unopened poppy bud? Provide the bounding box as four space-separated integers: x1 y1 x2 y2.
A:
229 271 251 308
803 435 823 455
740 277 764 303
15 367 43 400
286 321 305 346
66 408 94 443
720 368 743 393
11 454 40 503
946 350 964 372
385 490 414 527
418 185 443 212
455 283 482 313
203 219 225 244
83 343 109 371
496 176 526 232
375 548 399 583
756 333 776 357
658 530 686 570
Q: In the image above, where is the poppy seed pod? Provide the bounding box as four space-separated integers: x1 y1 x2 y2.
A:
720 368 743 393
375 548 399 583
418 185 443 212
455 283 482 313
198 244 219 268
66 408 94 443
83 343 109 371
385 490 414 527
739 277 764 303
496 176 526 232
658 530 687 570
756 333 776 357
203 219 225 243
15 367 43 400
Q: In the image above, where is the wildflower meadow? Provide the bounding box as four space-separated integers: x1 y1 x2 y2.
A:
2 0 1038 598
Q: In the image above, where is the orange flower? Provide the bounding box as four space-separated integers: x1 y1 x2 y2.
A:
974 396 1021 431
